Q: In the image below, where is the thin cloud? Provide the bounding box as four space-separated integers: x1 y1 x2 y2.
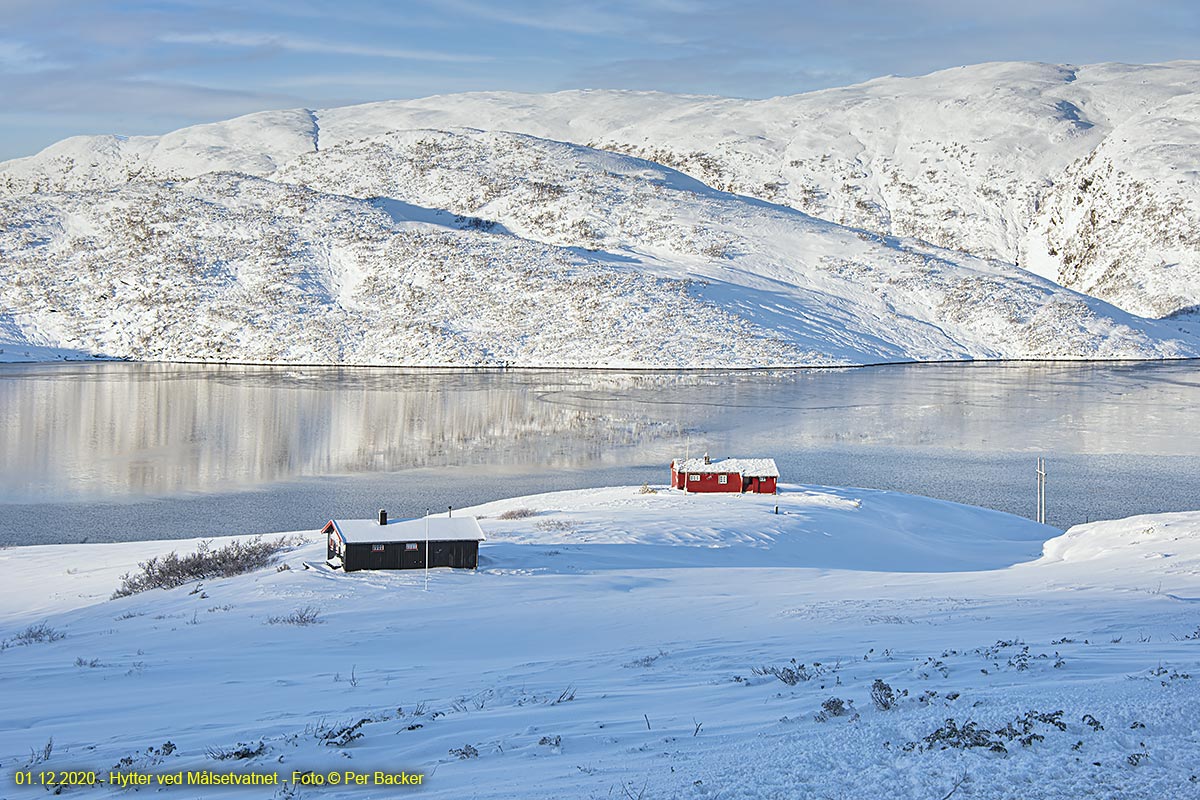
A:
436 0 633 35
2 73 295 118
160 31 490 63
272 72 492 90
0 39 61 73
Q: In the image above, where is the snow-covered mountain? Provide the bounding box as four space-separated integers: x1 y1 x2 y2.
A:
2 61 1199 366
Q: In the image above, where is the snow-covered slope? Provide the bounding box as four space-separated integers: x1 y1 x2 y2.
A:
2 485 1198 799
2 130 1196 366
1026 92 1200 318
0 172 802 367
3 61 1199 365
315 62 1200 318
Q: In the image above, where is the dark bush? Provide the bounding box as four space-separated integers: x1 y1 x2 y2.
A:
449 744 479 759
752 658 829 686
871 679 897 710
318 719 369 747
266 606 322 626
3 623 66 648
815 697 853 722
113 536 302 598
207 741 268 760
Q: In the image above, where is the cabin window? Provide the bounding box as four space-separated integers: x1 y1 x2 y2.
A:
689 474 701 482
405 543 419 551
718 474 728 484
372 544 385 552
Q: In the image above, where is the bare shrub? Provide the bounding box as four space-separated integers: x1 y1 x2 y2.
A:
449 744 479 759
266 606 322 626
638 483 657 495
317 718 369 747
4 623 66 649
113 536 304 597
1177 626 1200 641
910 709 1066 754
534 519 574 532
25 737 53 767
626 650 668 668
207 741 268 760
113 741 175 770
498 507 537 520
814 697 852 722
871 679 897 710
752 658 830 686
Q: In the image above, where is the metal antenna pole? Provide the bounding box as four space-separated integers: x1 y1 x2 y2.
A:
424 509 430 592
686 438 696 494
1035 457 1047 524
1042 457 1047 525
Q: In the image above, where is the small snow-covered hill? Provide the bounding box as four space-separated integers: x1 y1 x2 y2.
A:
3 61 1200 365
2 485 1198 799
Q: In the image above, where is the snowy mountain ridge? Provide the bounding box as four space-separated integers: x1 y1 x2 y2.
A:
2 61 1199 366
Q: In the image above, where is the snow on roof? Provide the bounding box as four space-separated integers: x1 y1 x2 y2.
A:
326 516 486 544
672 457 779 477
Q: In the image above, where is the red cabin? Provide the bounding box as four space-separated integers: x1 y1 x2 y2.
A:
670 455 779 494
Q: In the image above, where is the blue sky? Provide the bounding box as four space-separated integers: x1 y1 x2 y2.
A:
0 0 1196 160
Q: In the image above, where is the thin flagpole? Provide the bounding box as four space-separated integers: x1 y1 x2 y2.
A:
424 509 429 592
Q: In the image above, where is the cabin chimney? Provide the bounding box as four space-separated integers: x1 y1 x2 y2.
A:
703 452 710 465
378 509 387 526
448 505 453 518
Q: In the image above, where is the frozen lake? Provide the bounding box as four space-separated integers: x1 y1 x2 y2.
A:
2 361 1200 545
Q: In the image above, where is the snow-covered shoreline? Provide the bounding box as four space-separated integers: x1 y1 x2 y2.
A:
3 485 1198 798
4 352 1200 368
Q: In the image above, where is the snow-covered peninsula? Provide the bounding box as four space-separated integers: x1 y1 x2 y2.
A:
3 484 1198 798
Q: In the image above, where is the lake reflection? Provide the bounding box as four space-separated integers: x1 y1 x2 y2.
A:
2 361 1199 544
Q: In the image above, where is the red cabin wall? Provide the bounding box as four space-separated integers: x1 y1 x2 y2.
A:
679 471 741 493
738 476 778 493
672 465 779 494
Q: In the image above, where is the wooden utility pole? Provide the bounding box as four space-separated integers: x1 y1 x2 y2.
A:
1035 457 1047 524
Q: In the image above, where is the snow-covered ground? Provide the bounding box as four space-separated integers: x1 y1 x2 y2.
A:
0 313 112 363
3 485 1198 798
